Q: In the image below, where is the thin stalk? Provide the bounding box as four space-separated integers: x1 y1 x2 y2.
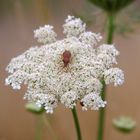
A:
97 13 116 140
97 81 106 140
106 13 116 44
35 114 44 140
71 107 82 140
42 114 58 140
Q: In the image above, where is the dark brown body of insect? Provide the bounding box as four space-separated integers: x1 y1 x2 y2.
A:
62 50 71 67
80 101 84 106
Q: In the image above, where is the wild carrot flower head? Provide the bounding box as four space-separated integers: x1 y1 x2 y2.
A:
5 15 124 113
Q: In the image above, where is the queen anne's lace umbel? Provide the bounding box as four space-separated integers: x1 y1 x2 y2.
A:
5 15 124 113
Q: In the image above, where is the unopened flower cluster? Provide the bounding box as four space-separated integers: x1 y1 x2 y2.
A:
5 15 124 113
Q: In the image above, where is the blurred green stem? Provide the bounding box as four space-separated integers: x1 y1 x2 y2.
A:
35 113 58 140
106 13 116 44
35 114 44 140
71 107 82 140
42 114 58 140
97 13 116 140
97 80 106 140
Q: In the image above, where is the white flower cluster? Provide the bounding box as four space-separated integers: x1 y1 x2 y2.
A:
81 93 107 111
5 15 124 113
63 15 86 37
79 32 102 47
104 68 124 86
34 25 57 44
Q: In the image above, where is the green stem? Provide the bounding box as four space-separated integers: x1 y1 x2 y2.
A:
106 13 116 44
97 13 116 140
97 81 106 140
35 114 44 140
42 114 58 140
71 107 82 140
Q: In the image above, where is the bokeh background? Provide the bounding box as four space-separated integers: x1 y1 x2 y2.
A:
0 0 140 140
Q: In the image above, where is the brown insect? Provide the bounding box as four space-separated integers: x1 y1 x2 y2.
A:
62 50 71 67
80 101 84 107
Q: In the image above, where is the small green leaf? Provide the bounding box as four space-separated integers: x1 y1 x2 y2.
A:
113 116 136 133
